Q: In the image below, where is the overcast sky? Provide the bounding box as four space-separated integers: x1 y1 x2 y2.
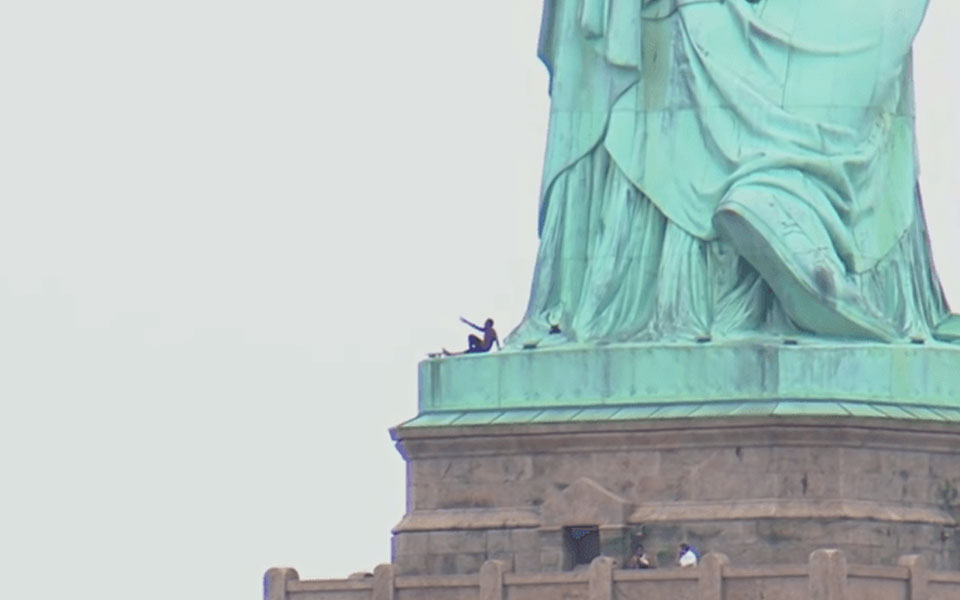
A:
1 3 957 600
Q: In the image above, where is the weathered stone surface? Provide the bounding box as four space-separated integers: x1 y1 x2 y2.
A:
394 509 538 532
512 551 539 573
453 553 486 575
698 553 729 600
424 554 458 576
264 568 298 600
540 478 631 527
898 555 927 600
587 556 614 600
390 417 960 575
275 560 960 600
372 564 395 600
809 549 847 600
510 529 539 553
392 532 430 556
393 554 427 577
485 530 511 554
478 560 506 600
428 531 485 554
723 576 808 600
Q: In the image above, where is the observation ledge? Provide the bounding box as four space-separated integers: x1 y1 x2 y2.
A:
404 341 960 428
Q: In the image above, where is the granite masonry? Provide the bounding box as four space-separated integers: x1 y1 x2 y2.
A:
390 417 960 575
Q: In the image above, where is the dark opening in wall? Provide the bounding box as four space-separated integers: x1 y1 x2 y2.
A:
563 525 600 569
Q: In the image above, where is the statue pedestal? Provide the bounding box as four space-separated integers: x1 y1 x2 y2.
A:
390 344 960 575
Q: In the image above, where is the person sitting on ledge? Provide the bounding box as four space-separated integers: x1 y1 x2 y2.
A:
625 544 655 569
677 544 701 567
443 317 500 356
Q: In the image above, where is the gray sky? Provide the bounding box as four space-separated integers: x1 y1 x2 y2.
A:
1 3 957 600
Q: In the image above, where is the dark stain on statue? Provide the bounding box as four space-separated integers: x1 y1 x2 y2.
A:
813 267 835 301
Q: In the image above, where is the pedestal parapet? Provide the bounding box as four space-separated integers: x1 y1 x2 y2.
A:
411 343 960 426
264 551 960 600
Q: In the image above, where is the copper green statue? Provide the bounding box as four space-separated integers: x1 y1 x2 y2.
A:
509 0 959 345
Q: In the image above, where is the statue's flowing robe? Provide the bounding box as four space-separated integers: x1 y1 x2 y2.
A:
510 0 948 343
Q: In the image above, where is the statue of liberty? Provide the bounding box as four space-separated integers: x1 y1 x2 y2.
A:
509 0 959 345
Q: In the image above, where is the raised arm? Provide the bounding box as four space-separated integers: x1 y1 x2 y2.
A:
460 316 483 331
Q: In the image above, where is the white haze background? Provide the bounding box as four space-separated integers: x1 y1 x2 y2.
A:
1 3 957 599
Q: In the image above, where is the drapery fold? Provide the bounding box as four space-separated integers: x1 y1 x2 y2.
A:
537 0 928 272
513 0 946 344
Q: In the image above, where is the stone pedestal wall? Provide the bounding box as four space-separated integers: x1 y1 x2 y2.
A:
390 418 960 575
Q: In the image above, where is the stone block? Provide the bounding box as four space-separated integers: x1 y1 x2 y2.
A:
853 474 897 502
494 482 538 508
698 553 729 600
429 530 487 554
538 529 563 547
487 551 515 570
263 568 298 600
592 450 660 478
425 553 459 575
540 548 564 571
696 468 779 501
725 576 808 600
899 555 928 600
841 448 883 474
756 520 808 545
810 447 842 474
588 556 614 600
455 552 487 574
777 470 839 499
437 458 479 483
929 452 960 480
479 560 507 600
851 471 934 504
394 553 428 576
770 447 815 473
410 483 439 510
433 483 498 509
660 448 719 475
486 529 512 554
687 520 749 550
655 471 698 502
765 544 813 566
892 451 931 477
433 456 536 485
392 532 430 556
683 521 732 551
492 479 546 508
372 564 395 600
531 453 594 485
511 529 540 552
410 459 450 483
494 456 534 483
541 478 631 527
514 551 540 573
809 549 847 600
599 528 628 560
630 474 676 502
719 542 762 564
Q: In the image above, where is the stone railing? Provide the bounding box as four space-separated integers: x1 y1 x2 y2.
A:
264 550 960 600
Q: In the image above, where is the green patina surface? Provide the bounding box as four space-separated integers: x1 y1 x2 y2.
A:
506 0 956 345
402 343 960 427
